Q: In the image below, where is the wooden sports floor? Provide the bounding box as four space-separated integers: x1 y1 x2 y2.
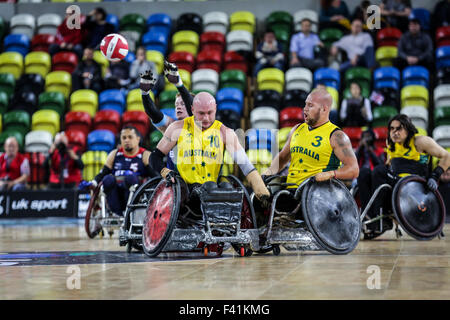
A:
0 220 449 300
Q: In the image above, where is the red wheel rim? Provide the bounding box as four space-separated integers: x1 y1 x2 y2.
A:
143 183 176 252
240 247 245 257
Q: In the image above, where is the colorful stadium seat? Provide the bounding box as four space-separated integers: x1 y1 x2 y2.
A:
223 51 248 74
45 71 71 99
99 89 126 115
122 110 150 137
31 34 56 53
10 14 35 39
279 106 304 128
24 130 53 153
149 129 163 150
435 106 450 127
176 13 203 35
4 34 30 57
246 149 272 174
10 90 38 114
342 127 362 149
254 89 282 110
146 50 164 75
436 26 450 48
201 31 226 53
126 89 153 111
0 52 23 80
25 51 51 77
168 51 195 73
3 110 30 136
372 106 398 128
376 27 402 47
87 129 116 153
314 68 340 90
411 8 430 31
65 111 91 137
38 91 66 116
277 126 292 150
257 68 285 94
373 127 388 149
37 13 61 35
402 66 429 87
196 49 222 73
283 89 308 108
226 30 253 52
434 84 450 109
285 67 312 92
146 13 172 35
0 131 24 152
294 10 318 33
401 106 428 130
25 151 47 187
159 90 178 109
203 11 228 35
246 128 276 152
250 106 279 129
373 66 400 90
219 69 246 92
433 125 450 148
141 30 169 56
266 11 293 36
344 67 371 91
436 46 450 69
376 46 398 67
401 85 429 108
31 109 60 136
216 87 244 115
192 68 219 94
0 92 8 115
165 69 191 91
172 30 200 57
81 150 108 181
106 14 120 33
70 89 98 117
93 109 121 135
0 72 16 99
319 28 343 50
52 51 78 73
120 14 146 52
66 129 86 152
230 11 255 33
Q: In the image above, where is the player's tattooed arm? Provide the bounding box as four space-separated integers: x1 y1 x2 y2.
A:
330 130 359 180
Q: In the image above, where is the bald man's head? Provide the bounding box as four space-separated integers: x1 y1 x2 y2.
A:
192 91 217 130
4 137 19 157
304 88 332 127
309 88 333 110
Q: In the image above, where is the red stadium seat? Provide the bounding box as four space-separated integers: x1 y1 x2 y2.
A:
122 110 150 137
31 34 56 53
196 50 222 73
279 107 304 128
168 51 195 73
65 111 92 137
376 28 402 47
373 126 388 149
93 109 121 135
25 152 47 188
342 127 362 149
52 51 78 73
66 129 86 152
223 51 248 74
200 31 226 53
436 26 450 48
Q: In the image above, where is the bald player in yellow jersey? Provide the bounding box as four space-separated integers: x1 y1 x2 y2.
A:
149 91 270 202
263 88 359 187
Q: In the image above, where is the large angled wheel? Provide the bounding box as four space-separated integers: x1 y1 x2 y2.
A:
84 182 104 239
392 175 445 241
301 178 361 255
142 178 182 257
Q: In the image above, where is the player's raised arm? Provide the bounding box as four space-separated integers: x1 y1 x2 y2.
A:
164 60 193 116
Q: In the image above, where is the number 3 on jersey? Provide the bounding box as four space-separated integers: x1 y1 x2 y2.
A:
311 136 322 147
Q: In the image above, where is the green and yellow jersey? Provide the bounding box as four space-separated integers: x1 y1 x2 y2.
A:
387 134 429 177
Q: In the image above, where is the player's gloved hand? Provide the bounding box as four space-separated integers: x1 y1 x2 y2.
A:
427 166 444 192
78 180 97 190
247 170 271 202
161 168 176 186
139 69 157 93
426 177 438 192
164 60 182 86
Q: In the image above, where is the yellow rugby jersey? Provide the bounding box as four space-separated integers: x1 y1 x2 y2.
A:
175 116 224 184
387 134 429 177
286 121 341 188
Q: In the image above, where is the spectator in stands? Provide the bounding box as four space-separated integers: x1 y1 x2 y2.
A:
319 0 351 31
352 0 372 26
72 47 103 93
129 47 160 91
105 59 131 92
432 0 450 32
380 0 412 32
82 7 115 50
394 15 433 71
49 7 85 59
289 19 326 71
0 137 29 191
340 82 373 127
355 128 385 214
329 18 375 72
253 31 285 76
46 132 84 189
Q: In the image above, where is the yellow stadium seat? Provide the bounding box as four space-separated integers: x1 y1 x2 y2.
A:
230 11 256 33
375 46 397 67
70 89 98 117
81 150 108 181
0 52 23 80
31 109 60 137
417 127 428 136
326 86 339 110
126 88 154 111
172 31 199 57
146 50 164 75
401 85 429 108
93 50 109 78
25 51 51 78
45 71 72 99
278 127 292 150
220 151 235 176
164 69 191 91
257 68 285 94
246 149 272 175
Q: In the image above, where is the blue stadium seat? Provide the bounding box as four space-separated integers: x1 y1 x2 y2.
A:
106 14 120 32
313 68 340 90
87 130 116 153
147 13 172 35
411 8 430 31
161 108 176 121
4 34 30 57
436 46 450 69
216 87 244 115
245 128 276 152
402 66 429 87
99 89 126 115
373 66 400 90
125 51 136 64
141 30 169 56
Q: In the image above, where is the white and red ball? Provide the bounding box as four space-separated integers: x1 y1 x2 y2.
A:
100 33 129 62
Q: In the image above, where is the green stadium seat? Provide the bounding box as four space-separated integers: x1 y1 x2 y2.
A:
344 67 371 90
150 130 163 150
219 69 247 92
319 28 343 50
266 11 293 35
3 110 30 137
435 106 450 127
372 106 398 128
0 130 24 152
159 90 178 109
38 91 66 116
0 91 8 115
0 73 15 100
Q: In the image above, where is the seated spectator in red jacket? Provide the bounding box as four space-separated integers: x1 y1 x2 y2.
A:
49 7 86 59
0 137 29 191
72 47 103 93
355 129 386 213
47 132 84 189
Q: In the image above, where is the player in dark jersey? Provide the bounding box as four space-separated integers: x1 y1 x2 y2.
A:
79 126 155 216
